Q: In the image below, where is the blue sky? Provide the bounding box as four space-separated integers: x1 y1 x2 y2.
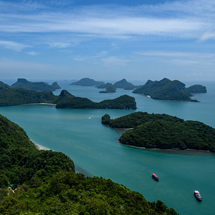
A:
0 0 215 82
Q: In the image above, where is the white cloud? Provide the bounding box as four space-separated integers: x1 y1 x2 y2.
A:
0 40 31 51
26 51 40 56
49 42 71 48
199 32 215 41
102 56 128 65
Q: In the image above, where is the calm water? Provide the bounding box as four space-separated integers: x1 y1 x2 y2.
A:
0 80 215 215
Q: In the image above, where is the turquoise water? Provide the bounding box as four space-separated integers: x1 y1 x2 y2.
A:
1 81 215 215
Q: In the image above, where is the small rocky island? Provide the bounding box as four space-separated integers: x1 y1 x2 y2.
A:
102 112 215 152
98 83 116 93
11 78 61 92
133 78 206 102
113 79 136 90
70 78 104 86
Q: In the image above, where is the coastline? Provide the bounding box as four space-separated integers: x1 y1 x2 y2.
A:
26 103 56 106
32 141 50 151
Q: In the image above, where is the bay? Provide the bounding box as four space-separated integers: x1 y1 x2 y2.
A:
0 80 215 215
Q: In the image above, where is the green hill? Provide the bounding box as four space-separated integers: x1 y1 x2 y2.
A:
114 79 135 90
102 112 215 152
0 86 57 106
55 90 136 109
186 84 207 94
11 78 61 92
133 78 206 101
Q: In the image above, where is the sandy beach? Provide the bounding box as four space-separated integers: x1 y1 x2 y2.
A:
33 141 50 151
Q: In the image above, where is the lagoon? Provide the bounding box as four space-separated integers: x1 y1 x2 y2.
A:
0 80 215 215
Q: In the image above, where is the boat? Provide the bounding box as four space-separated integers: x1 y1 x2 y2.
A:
152 173 159 181
194 190 202 201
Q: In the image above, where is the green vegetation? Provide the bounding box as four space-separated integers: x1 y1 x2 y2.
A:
99 84 116 93
0 86 57 106
102 112 215 152
0 111 178 214
55 90 136 109
11 78 60 92
133 78 206 101
0 114 75 189
70 78 104 86
114 79 135 90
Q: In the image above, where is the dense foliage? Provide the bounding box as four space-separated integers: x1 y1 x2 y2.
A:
102 112 215 152
55 90 136 109
186 84 207 94
0 171 178 215
133 78 204 101
0 114 75 188
11 78 60 92
70 78 104 86
113 79 135 90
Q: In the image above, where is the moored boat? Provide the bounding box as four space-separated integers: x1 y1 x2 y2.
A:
152 173 159 181
194 190 202 201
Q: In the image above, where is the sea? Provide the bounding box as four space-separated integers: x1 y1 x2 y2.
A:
0 79 215 215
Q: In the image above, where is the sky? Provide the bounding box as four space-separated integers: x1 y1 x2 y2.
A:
0 0 215 82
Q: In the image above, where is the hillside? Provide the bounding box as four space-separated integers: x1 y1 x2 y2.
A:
133 78 206 101
102 112 215 152
70 78 104 86
99 83 116 93
186 84 207 94
0 84 57 106
55 90 136 109
11 78 61 92
114 79 135 90
0 114 178 215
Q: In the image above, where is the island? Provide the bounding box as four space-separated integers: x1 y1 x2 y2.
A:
102 112 215 152
0 113 178 215
113 78 135 90
55 90 136 109
11 78 61 92
0 81 57 106
133 78 206 101
99 83 116 93
70 78 104 86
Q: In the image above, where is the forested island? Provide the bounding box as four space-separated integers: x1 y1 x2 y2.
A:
133 78 206 101
55 90 136 109
102 112 215 152
98 83 116 93
113 79 136 90
11 78 61 92
70 78 104 86
0 82 136 109
0 113 178 214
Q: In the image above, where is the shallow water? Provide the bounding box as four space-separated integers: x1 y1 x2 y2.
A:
0 80 215 215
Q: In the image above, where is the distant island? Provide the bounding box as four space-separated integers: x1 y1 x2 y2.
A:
99 83 116 93
113 79 136 90
0 81 136 109
0 113 178 214
133 78 206 102
55 90 136 109
102 112 215 152
11 78 61 92
70 78 104 86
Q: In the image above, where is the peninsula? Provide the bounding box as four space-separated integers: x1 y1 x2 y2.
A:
11 78 61 92
0 113 178 215
102 112 215 152
133 78 206 102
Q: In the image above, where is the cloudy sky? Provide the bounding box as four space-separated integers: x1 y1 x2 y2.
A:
0 0 215 82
